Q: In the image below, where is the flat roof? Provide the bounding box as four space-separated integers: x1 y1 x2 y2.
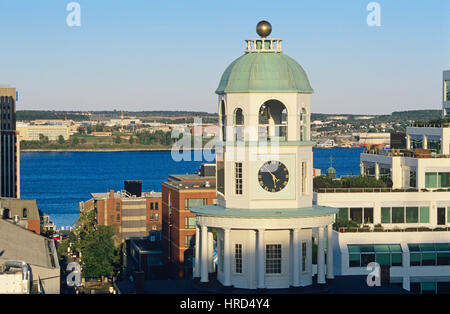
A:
0 219 58 269
190 204 338 218
91 191 162 200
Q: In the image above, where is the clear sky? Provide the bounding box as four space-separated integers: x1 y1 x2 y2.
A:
1 0 449 114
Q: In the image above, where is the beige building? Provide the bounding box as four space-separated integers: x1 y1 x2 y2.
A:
17 123 70 141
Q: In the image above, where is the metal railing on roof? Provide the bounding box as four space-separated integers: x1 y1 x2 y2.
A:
337 226 450 233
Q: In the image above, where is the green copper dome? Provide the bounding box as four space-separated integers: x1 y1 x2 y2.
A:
215 52 314 95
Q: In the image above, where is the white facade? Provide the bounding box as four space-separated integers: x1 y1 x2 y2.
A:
316 70 450 292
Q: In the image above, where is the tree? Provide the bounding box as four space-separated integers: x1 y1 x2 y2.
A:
129 136 135 144
81 226 118 278
114 136 122 144
71 136 79 145
58 135 65 144
39 133 49 144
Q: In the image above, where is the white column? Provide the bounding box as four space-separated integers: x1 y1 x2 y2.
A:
406 135 411 150
326 224 334 279
317 226 325 284
200 225 208 283
360 162 364 176
207 231 214 273
423 135 428 149
223 228 231 286
194 226 200 278
257 229 265 289
375 163 380 180
292 229 300 287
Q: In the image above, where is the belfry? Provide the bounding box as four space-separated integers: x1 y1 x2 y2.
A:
190 21 338 289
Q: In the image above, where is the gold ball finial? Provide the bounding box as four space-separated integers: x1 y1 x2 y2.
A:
256 20 272 38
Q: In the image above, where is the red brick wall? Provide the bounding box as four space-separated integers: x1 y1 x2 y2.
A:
161 183 216 265
27 219 40 235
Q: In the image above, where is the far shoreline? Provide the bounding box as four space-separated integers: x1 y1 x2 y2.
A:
20 146 359 153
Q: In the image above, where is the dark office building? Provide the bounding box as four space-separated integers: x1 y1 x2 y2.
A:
0 87 19 198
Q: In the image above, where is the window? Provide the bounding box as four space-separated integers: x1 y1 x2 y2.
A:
155 202 159 210
302 162 307 194
350 208 363 224
392 207 404 223
22 208 27 218
424 172 450 188
381 207 391 223
406 207 419 223
185 216 196 229
185 235 194 248
411 138 423 150
337 208 348 221
302 242 307 272
150 202 154 210
428 139 441 154
235 244 242 273
420 207 429 223
217 159 225 194
155 213 159 221
348 244 402 267
116 203 120 211
235 162 243 195
409 243 450 266
338 207 373 224
185 198 206 209
116 214 120 222
364 166 375 178
409 170 416 188
150 213 154 220
266 244 282 274
379 168 391 182
363 208 373 224
446 80 450 102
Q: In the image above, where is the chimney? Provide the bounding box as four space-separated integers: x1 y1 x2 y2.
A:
109 190 114 199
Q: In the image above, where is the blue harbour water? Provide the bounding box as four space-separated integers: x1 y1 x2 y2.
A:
20 148 364 228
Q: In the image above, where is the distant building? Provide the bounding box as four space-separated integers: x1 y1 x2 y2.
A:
17 123 70 141
91 131 112 137
80 181 162 244
161 164 216 278
0 87 19 198
0 198 41 234
353 132 391 146
0 219 60 294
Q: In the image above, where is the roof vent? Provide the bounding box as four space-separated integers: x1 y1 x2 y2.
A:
205 181 211 188
13 215 20 224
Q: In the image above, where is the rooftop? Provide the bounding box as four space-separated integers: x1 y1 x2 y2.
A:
0 219 58 269
91 190 162 200
190 204 337 219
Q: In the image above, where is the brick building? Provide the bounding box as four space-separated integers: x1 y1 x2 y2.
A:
79 180 162 244
161 164 216 278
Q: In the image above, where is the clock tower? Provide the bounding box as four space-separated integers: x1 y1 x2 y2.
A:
215 20 315 210
191 21 338 290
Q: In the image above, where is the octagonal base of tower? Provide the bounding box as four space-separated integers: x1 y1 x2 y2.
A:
191 205 338 290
